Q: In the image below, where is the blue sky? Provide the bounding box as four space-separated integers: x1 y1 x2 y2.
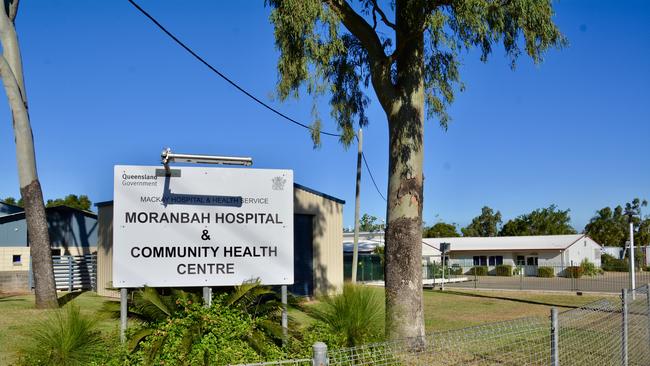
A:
0 1 648 231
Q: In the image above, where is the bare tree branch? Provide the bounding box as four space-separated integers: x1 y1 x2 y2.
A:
370 0 396 29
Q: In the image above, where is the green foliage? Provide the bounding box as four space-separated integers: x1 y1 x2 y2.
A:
584 198 648 246
267 0 565 146
537 267 555 278
17 305 105 366
425 262 457 278
499 204 576 236
2 196 20 206
565 266 583 279
359 213 382 232
461 206 502 237
122 283 327 366
579 259 602 277
469 266 488 276
495 265 513 277
307 284 384 347
449 265 463 276
46 194 92 211
424 222 460 238
601 253 629 272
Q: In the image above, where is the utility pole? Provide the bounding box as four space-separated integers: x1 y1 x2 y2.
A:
351 128 363 284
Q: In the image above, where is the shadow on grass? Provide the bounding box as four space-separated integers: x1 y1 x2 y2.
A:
429 289 584 309
58 291 86 306
0 295 28 303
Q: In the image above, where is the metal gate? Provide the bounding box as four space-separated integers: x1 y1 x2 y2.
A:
29 254 97 291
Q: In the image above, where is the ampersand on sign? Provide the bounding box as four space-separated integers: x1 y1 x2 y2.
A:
201 230 211 241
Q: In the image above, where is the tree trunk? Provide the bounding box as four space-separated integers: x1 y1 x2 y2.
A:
0 2 58 309
383 0 426 340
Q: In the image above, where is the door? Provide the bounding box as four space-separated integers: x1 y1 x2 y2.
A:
525 256 538 276
290 214 314 296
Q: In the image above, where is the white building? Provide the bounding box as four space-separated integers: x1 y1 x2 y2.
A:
422 234 602 276
342 231 384 254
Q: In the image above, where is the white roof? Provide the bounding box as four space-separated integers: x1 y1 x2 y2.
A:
342 241 377 254
422 234 594 255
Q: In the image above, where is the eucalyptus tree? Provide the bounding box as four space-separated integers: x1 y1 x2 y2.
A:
267 0 564 338
0 0 58 308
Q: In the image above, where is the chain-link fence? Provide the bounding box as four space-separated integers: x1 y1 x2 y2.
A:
233 285 650 366
425 263 650 294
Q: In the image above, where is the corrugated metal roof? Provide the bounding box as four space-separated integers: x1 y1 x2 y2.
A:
422 234 591 255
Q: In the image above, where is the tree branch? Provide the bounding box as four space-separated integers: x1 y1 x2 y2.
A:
7 0 19 22
370 0 396 30
0 53 36 185
0 0 25 102
324 0 396 109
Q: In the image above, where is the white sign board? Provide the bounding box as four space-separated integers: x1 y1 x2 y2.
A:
113 165 294 287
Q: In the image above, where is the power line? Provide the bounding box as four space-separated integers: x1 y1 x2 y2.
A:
126 0 340 137
127 0 387 202
362 152 387 202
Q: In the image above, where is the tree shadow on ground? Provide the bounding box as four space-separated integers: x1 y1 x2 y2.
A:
433 289 587 309
0 295 28 303
58 291 85 306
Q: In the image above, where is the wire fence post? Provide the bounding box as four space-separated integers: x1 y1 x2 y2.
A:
312 342 328 366
551 307 559 366
646 283 650 355
622 288 628 366
519 266 523 290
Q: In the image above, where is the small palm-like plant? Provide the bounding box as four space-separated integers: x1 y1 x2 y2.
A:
308 284 384 346
126 281 292 361
18 304 104 366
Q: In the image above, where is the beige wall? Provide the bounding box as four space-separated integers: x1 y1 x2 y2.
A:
96 186 344 298
0 247 31 272
294 187 344 296
96 205 118 297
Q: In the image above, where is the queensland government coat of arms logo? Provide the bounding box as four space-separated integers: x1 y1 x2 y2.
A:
272 176 286 191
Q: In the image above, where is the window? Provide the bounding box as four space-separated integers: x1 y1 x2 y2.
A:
526 257 539 266
473 256 487 266
51 249 61 256
488 256 504 266
12 255 21 265
516 256 525 265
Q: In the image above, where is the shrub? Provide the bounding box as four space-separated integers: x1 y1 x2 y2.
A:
537 267 555 278
468 266 488 276
495 265 513 277
579 259 603 277
308 284 384 347
602 253 629 272
17 304 105 366
565 266 583 278
449 266 463 276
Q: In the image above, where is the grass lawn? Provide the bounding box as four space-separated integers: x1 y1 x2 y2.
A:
421 288 607 332
0 292 120 365
0 288 609 364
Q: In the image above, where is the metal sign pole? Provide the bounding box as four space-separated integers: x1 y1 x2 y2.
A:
202 286 212 307
281 285 288 344
120 288 128 344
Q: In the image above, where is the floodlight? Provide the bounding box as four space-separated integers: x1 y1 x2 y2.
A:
161 148 252 166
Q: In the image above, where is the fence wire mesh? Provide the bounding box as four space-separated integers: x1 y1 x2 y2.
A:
235 284 650 366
